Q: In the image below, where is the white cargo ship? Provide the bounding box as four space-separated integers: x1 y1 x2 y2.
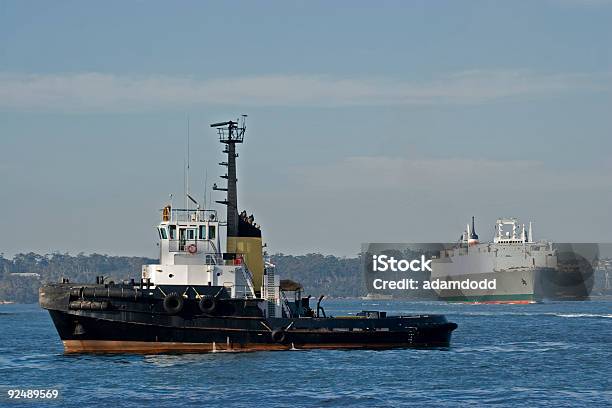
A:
430 217 594 303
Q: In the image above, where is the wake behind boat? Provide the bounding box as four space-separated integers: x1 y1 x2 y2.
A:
40 117 457 353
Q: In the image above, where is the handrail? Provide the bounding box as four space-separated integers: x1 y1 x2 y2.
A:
160 208 218 222
241 267 256 298
228 284 255 299
280 290 292 318
165 241 246 265
167 239 210 253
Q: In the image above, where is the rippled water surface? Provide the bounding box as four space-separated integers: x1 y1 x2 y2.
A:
1 301 611 407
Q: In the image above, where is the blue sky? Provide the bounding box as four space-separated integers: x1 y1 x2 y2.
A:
1 1 611 257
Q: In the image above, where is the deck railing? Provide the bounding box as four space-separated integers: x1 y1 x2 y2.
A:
161 208 218 223
167 241 245 265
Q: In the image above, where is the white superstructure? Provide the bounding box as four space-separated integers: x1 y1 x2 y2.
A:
435 217 555 278
141 207 256 299
493 218 533 245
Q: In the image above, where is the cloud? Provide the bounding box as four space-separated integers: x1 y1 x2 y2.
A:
292 156 612 193
0 70 608 112
241 155 612 254
553 0 612 6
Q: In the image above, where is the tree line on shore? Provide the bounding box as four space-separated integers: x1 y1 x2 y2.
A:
0 252 364 303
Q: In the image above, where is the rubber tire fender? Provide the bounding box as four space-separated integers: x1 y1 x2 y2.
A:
271 329 286 343
198 296 217 314
163 292 184 315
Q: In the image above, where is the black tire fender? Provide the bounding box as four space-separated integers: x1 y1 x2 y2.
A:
271 329 286 343
198 296 217 314
163 292 184 315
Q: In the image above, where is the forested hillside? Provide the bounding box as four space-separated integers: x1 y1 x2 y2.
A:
270 253 364 298
0 252 364 303
0 253 156 303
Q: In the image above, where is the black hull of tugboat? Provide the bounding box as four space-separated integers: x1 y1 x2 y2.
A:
48 311 456 353
40 283 457 354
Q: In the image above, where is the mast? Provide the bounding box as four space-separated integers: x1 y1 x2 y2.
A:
211 115 265 295
211 116 247 238
186 116 190 210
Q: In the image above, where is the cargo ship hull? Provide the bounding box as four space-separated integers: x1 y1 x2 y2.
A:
430 267 586 303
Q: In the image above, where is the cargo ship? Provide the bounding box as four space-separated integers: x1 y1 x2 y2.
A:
39 117 457 353
430 217 597 303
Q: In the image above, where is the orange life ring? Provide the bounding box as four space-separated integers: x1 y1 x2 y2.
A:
187 244 197 254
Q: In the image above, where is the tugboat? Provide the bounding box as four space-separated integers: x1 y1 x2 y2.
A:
40 117 457 353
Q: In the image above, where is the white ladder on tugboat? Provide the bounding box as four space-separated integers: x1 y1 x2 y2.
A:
241 267 256 299
266 270 276 317
280 290 292 318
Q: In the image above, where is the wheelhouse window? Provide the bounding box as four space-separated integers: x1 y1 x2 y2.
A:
208 225 216 240
178 228 186 251
199 225 206 240
168 225 176 239
160 227 168 239
187 229 196 240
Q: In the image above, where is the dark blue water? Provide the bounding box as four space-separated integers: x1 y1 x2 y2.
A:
1 300 611 407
